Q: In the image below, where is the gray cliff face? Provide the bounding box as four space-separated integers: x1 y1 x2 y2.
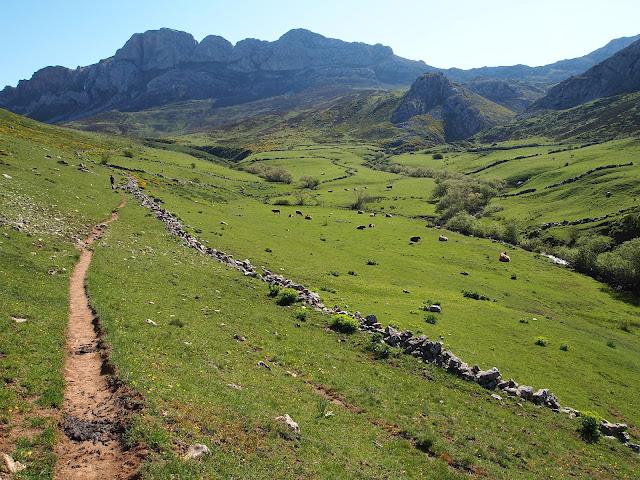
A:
391 73 512 141
530 38 640 111
0 28 431 122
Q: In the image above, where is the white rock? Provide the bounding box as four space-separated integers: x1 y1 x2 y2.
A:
183 444 210 459
2 453 26 473
275 414 300 433
145 319 158 326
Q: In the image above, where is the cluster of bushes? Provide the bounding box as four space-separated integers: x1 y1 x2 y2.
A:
556 231 640 293
364 152 435 178
245 163 293 184
433 173 503 221
443 212 519 244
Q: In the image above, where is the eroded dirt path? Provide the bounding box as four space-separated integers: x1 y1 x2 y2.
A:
54 198 139 480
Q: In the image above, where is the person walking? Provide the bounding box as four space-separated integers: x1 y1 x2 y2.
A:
110 174 115 190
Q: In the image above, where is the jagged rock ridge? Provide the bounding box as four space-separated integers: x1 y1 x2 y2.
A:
0 28 432 122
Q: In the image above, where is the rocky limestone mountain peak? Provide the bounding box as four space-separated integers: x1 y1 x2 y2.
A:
392 72 515 141
114 28 198 71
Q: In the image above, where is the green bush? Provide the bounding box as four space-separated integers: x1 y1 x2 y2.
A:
273 198 291 206
329 314 359 334
425 314 437 325
350 190 374 210
579 411 602 443
503 220 520 245
560 343 569 351
432 153 444 160
268 284 281 298
294 309 308 321
123 149 135 158
596 238 640 293
276 289 299 306
462 290 490 301
433 173 502 221
534 336 548 347
445 212 479 236
299 175 320 189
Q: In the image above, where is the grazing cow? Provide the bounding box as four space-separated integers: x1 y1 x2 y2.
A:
386 185 393 189
369 213 376 217
357 210 364 214
368 224 375 228
410 236 421 242
289 214 293 218
305 215 312 220
385 213 393 218
499 252 511 262
439 235 448 242
357 225 367 230
272 209 281 214
296 210 303 216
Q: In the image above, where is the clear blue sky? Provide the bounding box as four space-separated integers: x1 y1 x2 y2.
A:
1 0 639 88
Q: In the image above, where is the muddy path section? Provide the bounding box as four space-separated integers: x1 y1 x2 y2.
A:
54 197 140 480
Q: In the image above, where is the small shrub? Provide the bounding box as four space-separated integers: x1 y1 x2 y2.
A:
462 290 490 301
347 270 357 276
268 285 281 298
619 321 632 333
190 162 196 169
123 149 135 158
294 309 308 322
579 411 602 443
299 175 320 189
432 153 444 160
273 198 291 206
414 432 437 453
350 190 374 210
607 340 616 349
366 259 378 266
329 271 340 277
560 343 569 351
510 274 517 280
534 336 548 347
425 314 437 325
265 247 273 253
169 318 184 328
100 151 111 164
329 314 359 334
276 289 299 306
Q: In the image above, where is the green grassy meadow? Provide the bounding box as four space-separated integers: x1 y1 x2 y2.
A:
1 108 640 478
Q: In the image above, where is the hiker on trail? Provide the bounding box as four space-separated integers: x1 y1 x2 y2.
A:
110 175 115 190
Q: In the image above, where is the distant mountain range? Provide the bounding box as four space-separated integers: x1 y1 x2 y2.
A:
1 28 639 125
529 37 640 111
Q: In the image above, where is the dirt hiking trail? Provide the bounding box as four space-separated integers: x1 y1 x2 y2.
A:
54 197 140 480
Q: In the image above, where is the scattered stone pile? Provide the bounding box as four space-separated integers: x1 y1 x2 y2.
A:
124 177 638 453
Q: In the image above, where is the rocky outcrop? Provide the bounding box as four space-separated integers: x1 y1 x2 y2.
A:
391 73 515 141
0 28 431 122
530 38 640 111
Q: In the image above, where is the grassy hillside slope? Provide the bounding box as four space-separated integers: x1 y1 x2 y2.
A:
1 109 640 477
